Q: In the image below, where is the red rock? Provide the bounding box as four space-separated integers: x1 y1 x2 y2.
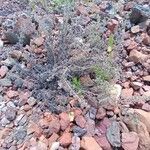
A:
80 75 94 87
19 91 30 100
129 49 148 63
97 117 111 134
81 136 102 150
49 116 60 134
48 133 59 148
6 90 18 98
73 109 82 117
142 33 150 46
23 104 31 111
0 66 8 78
95 135 112 150
39 135 49 145
126 41 138 51
119 121 129 133
143 75 150 82
131 25 140 33
30 137 37 146
27 121 42 136
90 4 100 14
59 112 70 130
44 112 52 122
39 118 50 128
142 103 150 112
121 88 133 98
107 19 119 32
75 115 86 128
59 132 72 147
76 5 89 16
122 132 139 150
130 82 143 90
122 81 130 88
34 48 43 54
96 107 106 120
34 37 44 47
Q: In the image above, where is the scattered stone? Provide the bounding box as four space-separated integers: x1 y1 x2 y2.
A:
14 127 27 141
14 114 25 126
59 132 72 147
121 88 133 98
80 75 94 87
95 135 112 150
9 50 22 60
143 75 150 82
1 117 10 126
81 136 102 150
130 82 143 90
0 66 8 78
50 142 60 150
59 112 70 131
0 78 12 87
5 108 17 121
37 141 47 150
70 136 80 150
75 115 86 128
129 49 148 63
142 103 150 112
6 90 18 98
27 97 37 107
107 19 119 32
48 133 59 148
33 37 44 47
72 126 87 137
106 121 121 147
131 25 140 33
122 132 139 150
96 107 106 120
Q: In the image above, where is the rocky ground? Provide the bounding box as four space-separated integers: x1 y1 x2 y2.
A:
0 0 150 150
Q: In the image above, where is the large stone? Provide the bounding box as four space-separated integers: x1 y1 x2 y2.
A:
81 136 102 150
95 135 112 150
143 75 150 82
106 121 121 147
122 132 139 150
130 5 150 24
59 112 70 131
130 82 143 90
75 115 86 128
59 132 72 147
134 109 150 132
129 49 148 63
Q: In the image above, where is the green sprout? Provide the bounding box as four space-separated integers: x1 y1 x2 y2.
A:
107 34 115 53
72 77 82 93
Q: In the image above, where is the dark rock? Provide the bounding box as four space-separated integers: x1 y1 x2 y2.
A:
73 126 87 137
106 121 121 147
5 108 17 121
14 127 27 141
4 31 19 44
130 5 150 24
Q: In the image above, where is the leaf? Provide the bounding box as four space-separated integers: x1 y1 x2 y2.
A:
107 34 114 53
